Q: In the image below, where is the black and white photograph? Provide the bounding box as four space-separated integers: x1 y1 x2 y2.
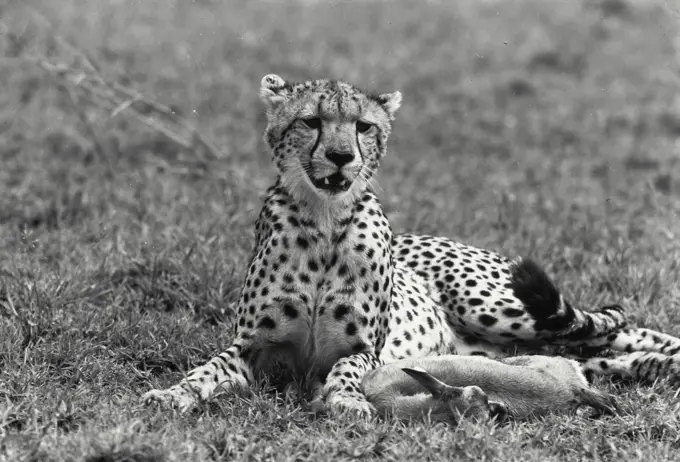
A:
1 0 679 460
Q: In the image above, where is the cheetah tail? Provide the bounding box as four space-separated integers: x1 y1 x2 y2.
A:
509 258 626 344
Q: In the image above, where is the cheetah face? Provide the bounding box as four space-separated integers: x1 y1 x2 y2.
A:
259 74 401 201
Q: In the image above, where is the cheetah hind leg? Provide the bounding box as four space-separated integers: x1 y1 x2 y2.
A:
583 328 680 356
567 326 680 385
581 351 680 386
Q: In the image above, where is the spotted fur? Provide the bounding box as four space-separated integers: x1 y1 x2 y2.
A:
142 75 680 416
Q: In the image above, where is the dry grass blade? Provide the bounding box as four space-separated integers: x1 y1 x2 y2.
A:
27 56 224 166
14 4 225 166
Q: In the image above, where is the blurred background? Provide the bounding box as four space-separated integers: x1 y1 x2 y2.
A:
1 0 680 459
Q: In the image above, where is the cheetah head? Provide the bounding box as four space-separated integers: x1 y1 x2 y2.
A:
259 74 401 203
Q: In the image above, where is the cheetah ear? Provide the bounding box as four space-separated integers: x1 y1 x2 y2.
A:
260 74 289 110
401 367 450 398
376 91 402 120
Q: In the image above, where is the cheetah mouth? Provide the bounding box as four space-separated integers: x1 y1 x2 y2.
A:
312 172 352 193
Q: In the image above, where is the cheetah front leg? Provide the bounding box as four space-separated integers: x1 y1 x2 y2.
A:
313 240 394 417
142 342 253 412
322 352 385 417
142 213 311 411
313 283 391 418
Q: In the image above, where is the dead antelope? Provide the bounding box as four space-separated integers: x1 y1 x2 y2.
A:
362 355 617 424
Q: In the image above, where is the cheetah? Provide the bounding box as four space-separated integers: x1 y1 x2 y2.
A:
142 74 680 417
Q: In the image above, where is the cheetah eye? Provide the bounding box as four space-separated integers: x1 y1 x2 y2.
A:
301 117 322 130
356 121 373 134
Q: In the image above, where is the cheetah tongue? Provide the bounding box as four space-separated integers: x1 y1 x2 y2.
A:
314 172 351 192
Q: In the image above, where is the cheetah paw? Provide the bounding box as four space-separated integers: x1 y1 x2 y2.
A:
142 385 198 413
327 392 376 419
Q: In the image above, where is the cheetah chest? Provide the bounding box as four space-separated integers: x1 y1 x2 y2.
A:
239 200 394 376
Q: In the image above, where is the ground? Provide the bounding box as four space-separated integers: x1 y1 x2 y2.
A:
1 0 680 460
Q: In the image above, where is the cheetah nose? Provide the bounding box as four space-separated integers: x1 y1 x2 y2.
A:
325 150 355 168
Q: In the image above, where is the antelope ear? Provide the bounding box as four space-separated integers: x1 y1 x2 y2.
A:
260 74 289 110
401 367 451 398
376 91 402 119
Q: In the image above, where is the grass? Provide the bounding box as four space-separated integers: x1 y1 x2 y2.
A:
1 0 680 459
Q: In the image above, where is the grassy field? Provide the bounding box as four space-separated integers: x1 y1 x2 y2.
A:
1 0 680 460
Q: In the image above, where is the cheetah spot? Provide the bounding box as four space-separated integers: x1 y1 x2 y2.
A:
334 304 352 320
478 314 498 327
283 303 298 319
257 316 277 329
502 308 525 318
352 342 366 353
